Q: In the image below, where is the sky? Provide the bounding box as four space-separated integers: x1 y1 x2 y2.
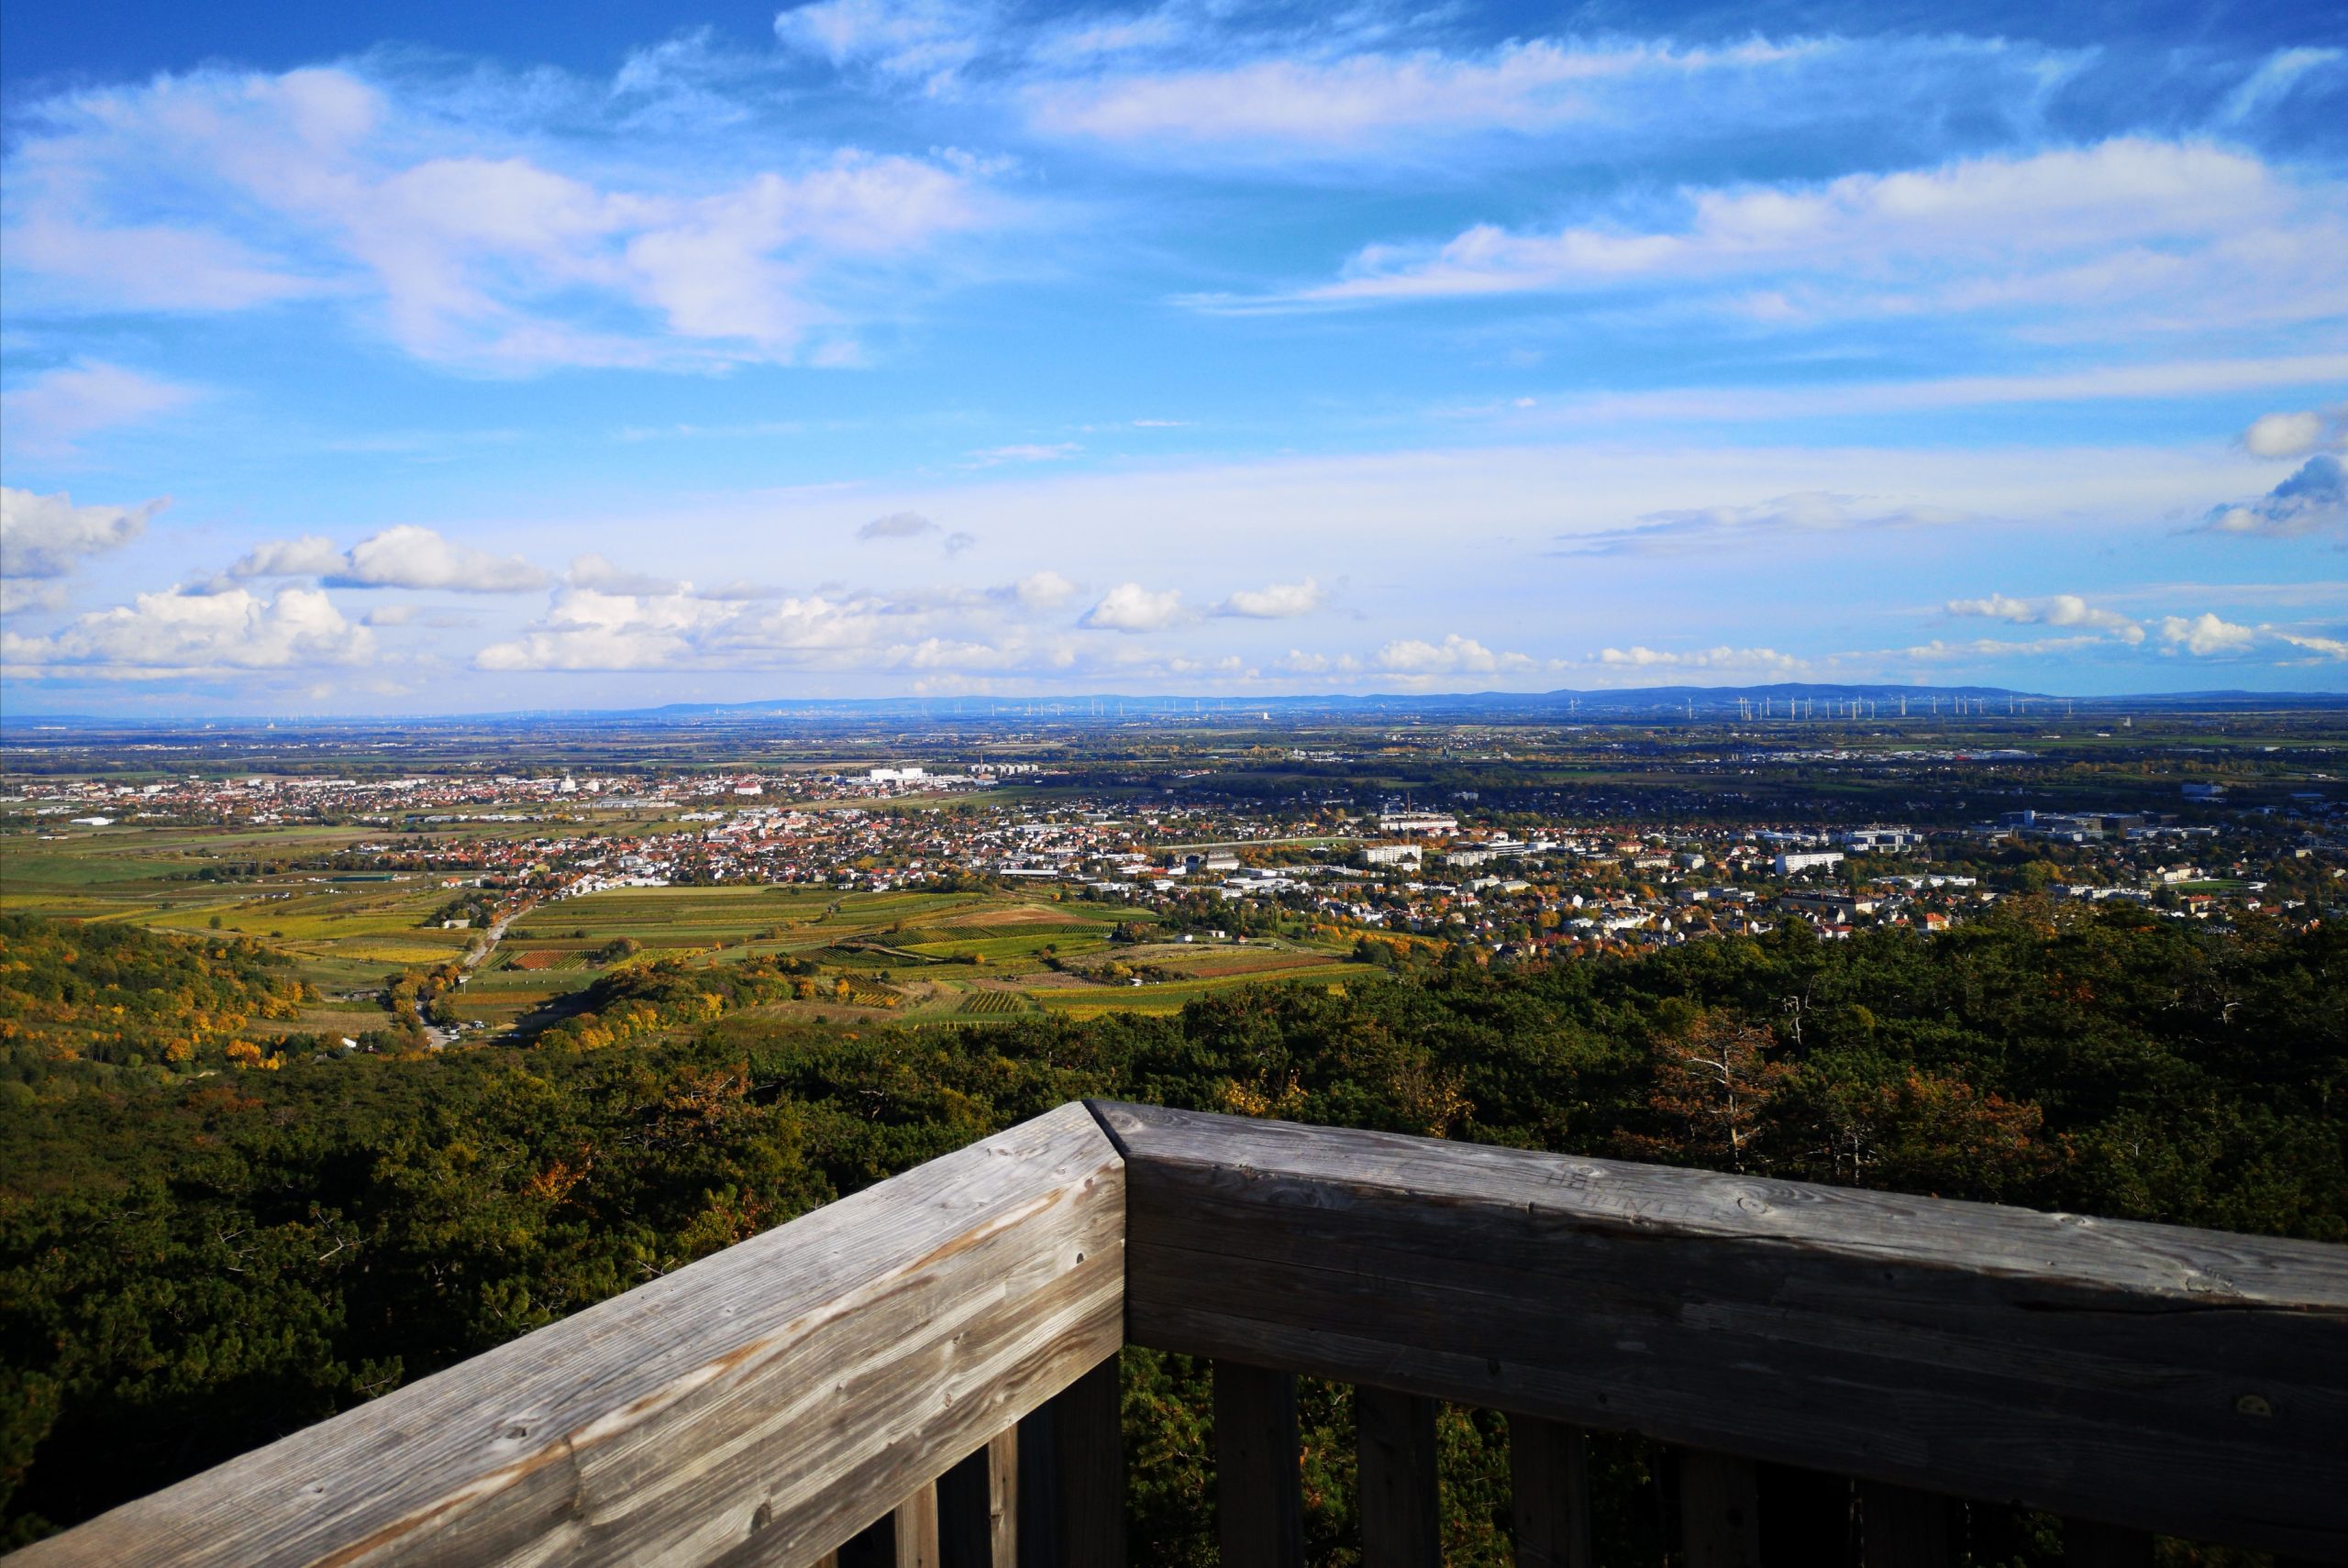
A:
1 0 2343 714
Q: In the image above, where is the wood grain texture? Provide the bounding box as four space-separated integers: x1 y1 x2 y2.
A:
1357 1387 1440 1568
1506 1416 1589 1568
894 1486 939 1568
1037 1352 1126 1558
1213 1363 1305 1568
1680 1452 1762 1568
17 1102 1124 1568
1095 1100 2348 1561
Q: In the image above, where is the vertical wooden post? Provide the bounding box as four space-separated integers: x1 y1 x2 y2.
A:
1053 1355 1127 1566
1859 1482 1947 1568
2066 1520 2154 1568
895 1483 940 1568
1214 1361 1306 1568
1357 1386 1441 1568
1679 1451 1762 1568
1508 1414 1591 1568
940 1430 1018 1568
1017 1396 1060 1568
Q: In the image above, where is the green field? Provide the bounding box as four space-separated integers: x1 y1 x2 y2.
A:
0 823 1366 1042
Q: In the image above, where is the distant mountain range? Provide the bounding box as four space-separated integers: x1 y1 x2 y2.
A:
7 682 2345 734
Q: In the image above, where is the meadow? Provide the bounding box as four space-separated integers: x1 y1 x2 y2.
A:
0 822 1368 1040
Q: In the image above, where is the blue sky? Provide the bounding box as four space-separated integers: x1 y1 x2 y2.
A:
1 0 2342 713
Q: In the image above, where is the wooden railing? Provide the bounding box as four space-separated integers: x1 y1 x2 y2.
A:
14 1100 2346 1566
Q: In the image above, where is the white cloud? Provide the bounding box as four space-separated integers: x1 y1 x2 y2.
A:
1026 36 1833 149
228 536 350 579
2202 456 2347 540
775 0 991 83
1080 580 1186 632
1 487 166 580
2159 613 2259 657
570 553 683 594
1007 569 1077 609
1902 635 2101 661
1378 634 1531 674
228 525 548 591
2276 630 2348 659
1595 644 1803 672
969 442 1080 465
472 578 1085 674
3 585 372 679
476 586 739 670
858 511 940 539
3 65 998 370
1244 139 2348 337
1214 578 1324 618
2243 411 2327 458
1563 491 1970 554
1945 592 2144 644
0 362 197 458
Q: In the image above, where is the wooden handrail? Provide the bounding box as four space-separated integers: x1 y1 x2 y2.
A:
1096 1099 2348 1562
14 1101 1124 1568
14 1099 2345 1565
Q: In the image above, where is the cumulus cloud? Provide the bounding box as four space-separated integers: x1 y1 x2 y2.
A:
858 511 940 540
1595 644 1803 672
3 65 997 371
1378 634 1532 674
2 585 372 679
1945 592 2144 644
1080 581 1187 632
1213 578 1324 618
1 487 167 580
472 578 1084 674
1005 569 1077 609
2241 401 2348 459
0 362 197 458
227 536 349 580
2202 455 2347 539
2159 613 2259 657
569 553 683 594
229 525 548 591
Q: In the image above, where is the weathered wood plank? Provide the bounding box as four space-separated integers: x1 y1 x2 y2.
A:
1506 1415 1589 1568
1357 1386 1441 1568
1019 1355 1123 1568
19 1103 1124 1568
936 1438 1014 1568
894 1485 939 1568
1096 1100 2348 1561
1213 1362 1305 1568
1858 1482 1947 1568
1680 1452 1762 1568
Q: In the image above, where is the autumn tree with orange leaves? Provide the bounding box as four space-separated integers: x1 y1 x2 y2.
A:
1624 1010 1796 1174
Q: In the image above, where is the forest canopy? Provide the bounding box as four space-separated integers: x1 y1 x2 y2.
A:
3 904 2342 1556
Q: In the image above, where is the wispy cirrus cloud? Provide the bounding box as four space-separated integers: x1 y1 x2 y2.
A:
2 61 1004 372
0 361 198 458
1213 139 2348 342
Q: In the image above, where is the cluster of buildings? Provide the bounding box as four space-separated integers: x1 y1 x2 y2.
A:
6 758 2339 957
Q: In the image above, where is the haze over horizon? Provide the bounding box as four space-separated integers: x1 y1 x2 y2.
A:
3 0 2345 715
